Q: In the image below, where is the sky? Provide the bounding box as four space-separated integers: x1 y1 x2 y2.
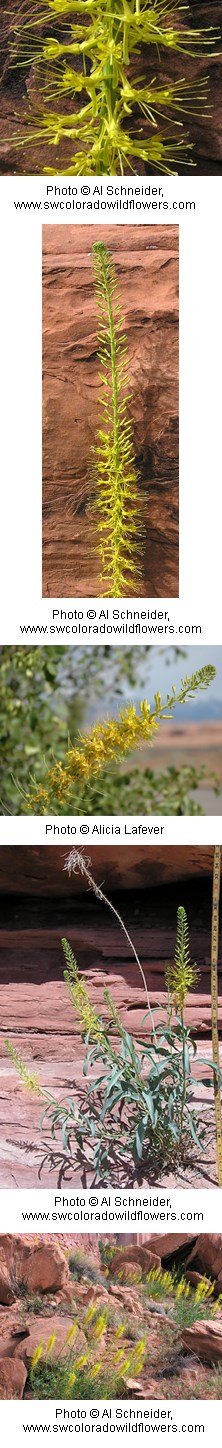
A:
86 645 222 724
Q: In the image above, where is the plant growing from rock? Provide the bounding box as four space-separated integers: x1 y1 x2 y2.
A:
29 1316 146 1398
22 664 216 812
6 898 222 1183
142 1265 222 1325
91 241 143 597
9 2 219 176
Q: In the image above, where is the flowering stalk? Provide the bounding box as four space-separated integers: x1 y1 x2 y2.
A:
91 241 143 597
24 665 216 813
165 905 199 1143
8 1 219 176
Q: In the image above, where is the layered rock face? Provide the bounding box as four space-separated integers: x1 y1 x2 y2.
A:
0 844 217 896
42 225 179 599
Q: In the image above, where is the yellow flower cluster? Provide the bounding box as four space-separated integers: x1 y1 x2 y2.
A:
26 700 159 812
165 905 199 1013
62 938 107 1044
30 1307 146 1394
23 666 216 814
4 1039 41 1096
145 1267 174 1295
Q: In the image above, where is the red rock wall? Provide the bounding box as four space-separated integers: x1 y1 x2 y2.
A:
0 844 219 896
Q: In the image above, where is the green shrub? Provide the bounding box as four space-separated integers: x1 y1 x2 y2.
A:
68 1249 104 1286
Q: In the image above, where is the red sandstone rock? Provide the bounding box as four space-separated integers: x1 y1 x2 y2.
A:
186 1236 222 1284
0 844 218 896
17 1316 87 1366
109 1246 161 1279
182 1319 222 1364
0 1267 15 1308
141 1233 195 1261
109 1285 145 1317
0 1236 71 1300
25 1243 70 1296
0 1357 27 1399
185 1271 205 1288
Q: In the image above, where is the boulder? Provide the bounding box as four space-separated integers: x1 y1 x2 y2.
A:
17 1315 87 1366
0 1235 71 1299
182 1318 222 1364
0 1267 15 1307
185 1272 205 1289
72 1283 109 1309
138 1234 196 1261
0 1357 27 1399
25 1243 70 1296
114 1262 143 1285
109 1285 144 1318
186 1236 222 1285
109 1245 161 1279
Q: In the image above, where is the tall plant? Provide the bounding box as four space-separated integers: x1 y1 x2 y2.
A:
91 241 143 597
9 2 218 175
5 888 222 1184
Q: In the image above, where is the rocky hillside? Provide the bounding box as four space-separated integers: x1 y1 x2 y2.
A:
1 1234 222 1399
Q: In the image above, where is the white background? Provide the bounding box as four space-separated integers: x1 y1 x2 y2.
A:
0 1398 220 1442
0 815 222 844
1 1186 222 1232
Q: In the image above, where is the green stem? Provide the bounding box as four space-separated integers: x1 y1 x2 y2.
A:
98 247 122 595
179 1011 187 1141
64 850 156 1036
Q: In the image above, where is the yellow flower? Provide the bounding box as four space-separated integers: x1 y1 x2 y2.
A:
194 1280 214 1303
4 1039 41 1095
175 1278 190 1300
112 1348 127 1364
73 1354 89 1370
46 1333 57 1355
91 1313 107 1340
31 1344 43 1369
89 1362 102 1380
65 1324 78 1344
84 1305 98 1325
